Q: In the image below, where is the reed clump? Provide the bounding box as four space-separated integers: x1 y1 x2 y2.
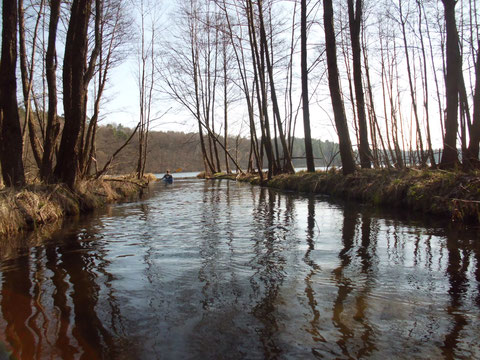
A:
0 174 154 237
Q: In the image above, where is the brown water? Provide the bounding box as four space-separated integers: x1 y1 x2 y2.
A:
0 178 479 359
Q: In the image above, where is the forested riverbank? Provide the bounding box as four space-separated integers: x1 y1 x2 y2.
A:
216 169 480 224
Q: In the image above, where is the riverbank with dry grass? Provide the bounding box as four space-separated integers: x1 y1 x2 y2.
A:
0 174 156 238
215 169 480 223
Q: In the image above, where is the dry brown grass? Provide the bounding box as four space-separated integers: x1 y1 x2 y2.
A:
232 168 480 223
0 175 152 238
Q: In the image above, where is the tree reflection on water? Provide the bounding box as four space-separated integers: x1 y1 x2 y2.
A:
0 179 479 359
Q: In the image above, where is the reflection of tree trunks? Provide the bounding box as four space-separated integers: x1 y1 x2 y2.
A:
45 246 78 359
303 196 324 342
29 249 49 358
60 235 116 359
442 232 468 359
474 240 480 307
332 206 357 357
355 213 376 358
251 188 285 358
0 0 26 187
1 255 35 359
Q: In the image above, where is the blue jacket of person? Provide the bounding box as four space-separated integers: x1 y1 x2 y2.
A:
162 171 173 184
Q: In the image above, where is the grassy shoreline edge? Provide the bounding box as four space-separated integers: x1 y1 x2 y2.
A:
0 174 156 238
213 169 480 224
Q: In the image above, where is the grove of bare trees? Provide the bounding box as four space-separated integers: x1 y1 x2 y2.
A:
1 0 479 188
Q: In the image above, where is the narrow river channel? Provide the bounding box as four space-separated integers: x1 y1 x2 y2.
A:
0 177 479 359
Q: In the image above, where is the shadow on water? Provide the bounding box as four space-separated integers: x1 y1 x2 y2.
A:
303 196 324 347
0 220 134 359
442 227 472 360
331 205 357 358
329 208 377 359
250 187 286 359
0 179 479 359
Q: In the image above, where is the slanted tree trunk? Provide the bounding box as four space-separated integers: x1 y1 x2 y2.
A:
348 0 372 169
323 0 356 175
416 0 436 168
0 0 26 187
245 0 276 177
301 0 315 172
440 0 460 169
18 0 44 169
257 0 294 174
398 0 426 167
40 0 61 182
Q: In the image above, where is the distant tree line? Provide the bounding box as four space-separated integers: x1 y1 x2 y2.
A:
0 0 479 189
92 124 342 174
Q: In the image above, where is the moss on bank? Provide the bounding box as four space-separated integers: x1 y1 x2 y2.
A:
0 174 154 237
216 169 480 223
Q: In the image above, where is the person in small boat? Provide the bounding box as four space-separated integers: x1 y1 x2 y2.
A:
162 170 173 183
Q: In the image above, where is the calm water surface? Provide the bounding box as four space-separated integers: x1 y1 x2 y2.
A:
0 178 479 359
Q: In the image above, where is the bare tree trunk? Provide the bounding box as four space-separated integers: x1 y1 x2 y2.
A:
380 34 403 168
40 0 61 182
399 0 426 167
323 0 356 175
285 1 298 157
422 2 445 144
141 22 155 178
0 0 26 187
466 40 480 168
211 23 222 173
18 0 44 169
54 0 100 188
362 21 389 167
222 30 231 174
245 0 275 177
348 0 372 169
257 0 294 173
416 0 436 168
301 0 315 172
440 0 460 169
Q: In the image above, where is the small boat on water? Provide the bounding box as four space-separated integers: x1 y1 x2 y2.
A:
163 176 173 184
161 170 174 184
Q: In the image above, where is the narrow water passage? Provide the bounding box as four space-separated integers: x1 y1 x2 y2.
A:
0 178 479 359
